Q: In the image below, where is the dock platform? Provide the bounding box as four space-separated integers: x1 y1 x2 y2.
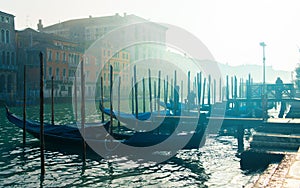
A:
249 147 300 187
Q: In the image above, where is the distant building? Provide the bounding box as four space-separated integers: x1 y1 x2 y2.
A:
40 13 167 62
39 14 166 96
0 11 17 103
100 49 130 95
16 28 83 99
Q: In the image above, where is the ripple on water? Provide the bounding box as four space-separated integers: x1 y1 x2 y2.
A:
0 105 261 187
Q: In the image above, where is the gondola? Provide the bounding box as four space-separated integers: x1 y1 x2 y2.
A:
99 102 208 124
99 102 171 121
98 103 207 149
5 106 206 149
5 105 114 145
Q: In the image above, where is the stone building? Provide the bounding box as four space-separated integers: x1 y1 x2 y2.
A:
0 11 17 103
16 28 83 100
39 13 167 97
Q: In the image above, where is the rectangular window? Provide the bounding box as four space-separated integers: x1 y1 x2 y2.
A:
1 30 5 43
48 50 52 61
56 68 60 80
6 52 10 64
86 71 90 80
63 52 66 62
5 30 9 43
56 52 59 62
11 52 14 65
63 69 66 77
2 51 5 64
49 67 52 77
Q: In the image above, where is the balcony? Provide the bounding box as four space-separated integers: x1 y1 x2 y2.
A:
0 64 18 71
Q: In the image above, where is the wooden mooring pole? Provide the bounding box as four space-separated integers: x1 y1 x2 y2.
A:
118 76 121 129
154 81 157 111
170 78 173 100
23 65 26 145
148 69 153 120
163 78 166 110
213 79 216 104
51 76 54 125
197 72 202 106
74 74 78 122
80 60 86 162
131 78 134 115
226 75 229 101
237 124 244 152
208 75 211 106
188 71 191 111
196 73 199 106
134 65 138 119
142 77 145 113
219 77 222 102
165 76 168 108
39 52 45 176
157 71 161 114
174 70 177 114
202 78 206 108
109 65 113 135
100 77 104 123
234 76 237 99
181 80 183 105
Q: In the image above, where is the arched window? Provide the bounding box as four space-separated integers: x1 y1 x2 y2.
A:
11 52 15 65
2 51 5 64
5 30 9 43
1 30 4 43
6 52 10 64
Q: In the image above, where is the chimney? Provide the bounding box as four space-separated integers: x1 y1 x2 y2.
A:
89 15 92 18
115 13 119 17
37 19 43 31
124 12 127 17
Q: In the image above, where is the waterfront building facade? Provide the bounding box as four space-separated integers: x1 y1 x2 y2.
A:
39 13 166 96
16 28 83 100
0 11 17 103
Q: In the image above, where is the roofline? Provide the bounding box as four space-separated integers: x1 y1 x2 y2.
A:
17 27 79 44
0 11 15 17
43 14 168 31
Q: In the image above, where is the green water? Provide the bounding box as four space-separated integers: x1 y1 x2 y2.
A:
0 103 260 187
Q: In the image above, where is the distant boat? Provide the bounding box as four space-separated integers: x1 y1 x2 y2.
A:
99 102 208 123
6 106 206 149
99 102 171 122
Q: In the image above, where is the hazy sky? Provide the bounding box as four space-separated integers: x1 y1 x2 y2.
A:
2 0 300 72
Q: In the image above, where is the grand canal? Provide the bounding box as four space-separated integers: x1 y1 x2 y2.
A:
0 103 261 187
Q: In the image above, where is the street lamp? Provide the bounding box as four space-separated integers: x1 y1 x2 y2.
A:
260 42 267 120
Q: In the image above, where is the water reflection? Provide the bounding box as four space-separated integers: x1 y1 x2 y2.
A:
0 104 260 187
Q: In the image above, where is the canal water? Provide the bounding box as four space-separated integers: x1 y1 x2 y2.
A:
0 104 261 187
